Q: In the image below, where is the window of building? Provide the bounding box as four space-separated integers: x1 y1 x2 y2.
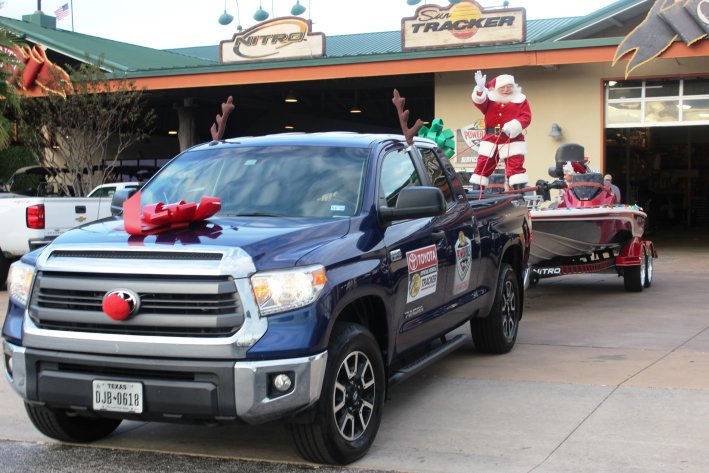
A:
605 78 709 127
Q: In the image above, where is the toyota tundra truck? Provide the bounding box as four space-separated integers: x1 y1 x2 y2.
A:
3 132 530 464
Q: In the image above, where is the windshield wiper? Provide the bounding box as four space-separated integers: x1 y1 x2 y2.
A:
225 212 288 217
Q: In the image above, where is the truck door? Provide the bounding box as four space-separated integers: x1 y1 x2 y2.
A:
379 146 454 355
417 146 481 328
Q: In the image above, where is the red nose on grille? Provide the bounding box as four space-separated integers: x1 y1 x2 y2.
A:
102 293 132 320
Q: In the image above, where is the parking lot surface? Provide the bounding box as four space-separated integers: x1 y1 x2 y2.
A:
1 230 708 472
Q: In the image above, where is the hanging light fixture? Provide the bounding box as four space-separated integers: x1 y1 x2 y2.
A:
350 91 362 114
254 2 269 21
236 0 243 31
285 90 298 103
218 0 234 25
291 0 306 16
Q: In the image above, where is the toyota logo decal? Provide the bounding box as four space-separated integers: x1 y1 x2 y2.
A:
102 289 140 321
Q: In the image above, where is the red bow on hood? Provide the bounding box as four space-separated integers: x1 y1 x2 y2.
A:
122 191 221 236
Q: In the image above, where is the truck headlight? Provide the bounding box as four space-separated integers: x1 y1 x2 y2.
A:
250 265 327 316
8 261 35 307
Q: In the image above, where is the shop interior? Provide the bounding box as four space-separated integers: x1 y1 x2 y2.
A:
604 125 709 230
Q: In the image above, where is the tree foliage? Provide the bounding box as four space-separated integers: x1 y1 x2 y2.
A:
0 27 22 151
20 60 155 196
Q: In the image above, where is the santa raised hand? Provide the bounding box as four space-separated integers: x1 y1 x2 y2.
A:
469 70 532 190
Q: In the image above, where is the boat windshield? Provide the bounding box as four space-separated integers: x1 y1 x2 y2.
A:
141 145 368 218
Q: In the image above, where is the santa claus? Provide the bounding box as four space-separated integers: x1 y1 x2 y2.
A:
469 70 532 190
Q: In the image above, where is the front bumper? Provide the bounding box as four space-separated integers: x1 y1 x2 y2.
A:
3 340 327 424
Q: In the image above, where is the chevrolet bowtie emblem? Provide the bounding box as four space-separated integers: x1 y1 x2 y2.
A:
75 215 87 223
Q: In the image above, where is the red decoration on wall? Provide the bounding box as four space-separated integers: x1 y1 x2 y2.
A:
122 191 221 236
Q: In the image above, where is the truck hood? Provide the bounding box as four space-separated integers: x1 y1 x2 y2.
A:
50 216 351 270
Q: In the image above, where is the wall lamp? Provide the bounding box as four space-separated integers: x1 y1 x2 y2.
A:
549 123 563 139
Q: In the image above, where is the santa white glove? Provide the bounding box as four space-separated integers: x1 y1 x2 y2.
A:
501 120 522 138
474 70 486 92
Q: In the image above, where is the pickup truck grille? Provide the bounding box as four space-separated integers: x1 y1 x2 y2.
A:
29 271 244 337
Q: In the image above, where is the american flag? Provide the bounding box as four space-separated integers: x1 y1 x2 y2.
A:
55 3 70 21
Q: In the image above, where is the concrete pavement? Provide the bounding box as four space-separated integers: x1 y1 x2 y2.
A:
1 230 708 472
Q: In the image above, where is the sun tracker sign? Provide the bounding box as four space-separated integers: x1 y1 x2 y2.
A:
220 17 325 63
402 0 525 50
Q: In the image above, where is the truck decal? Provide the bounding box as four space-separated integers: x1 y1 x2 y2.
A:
407 245 438 302
453 231 472 295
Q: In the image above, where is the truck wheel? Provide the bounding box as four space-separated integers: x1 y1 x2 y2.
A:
623 250 646 292
25 402 122 443
644 249 654 288
289 322 385 465
471 263 520 354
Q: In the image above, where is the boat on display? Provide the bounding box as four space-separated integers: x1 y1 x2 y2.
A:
527 143 657 292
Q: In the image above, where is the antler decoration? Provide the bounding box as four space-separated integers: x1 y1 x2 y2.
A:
210 96 235 141
392 89 424 146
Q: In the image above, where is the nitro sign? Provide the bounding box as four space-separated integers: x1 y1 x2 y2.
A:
402 0 525 50
220 17 325 63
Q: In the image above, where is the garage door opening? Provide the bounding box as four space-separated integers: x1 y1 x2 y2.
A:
604 125 709 229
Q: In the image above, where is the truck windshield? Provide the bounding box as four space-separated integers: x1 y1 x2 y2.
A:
141 145 368 218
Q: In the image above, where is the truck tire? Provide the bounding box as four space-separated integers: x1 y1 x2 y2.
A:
25 402 122 443
471 263 520 354
623 250 646 292
289 322 385 465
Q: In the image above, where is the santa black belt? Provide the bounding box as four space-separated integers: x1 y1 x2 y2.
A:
485 127 501 135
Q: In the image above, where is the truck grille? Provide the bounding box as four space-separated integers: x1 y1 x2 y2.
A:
29 271 245 337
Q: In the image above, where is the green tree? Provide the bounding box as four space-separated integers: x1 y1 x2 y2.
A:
20 60 155 196
0 27 22 150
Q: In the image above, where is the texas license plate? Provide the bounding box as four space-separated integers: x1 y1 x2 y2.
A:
92 380 143 414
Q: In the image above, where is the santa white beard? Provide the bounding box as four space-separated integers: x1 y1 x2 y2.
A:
488 84 524 103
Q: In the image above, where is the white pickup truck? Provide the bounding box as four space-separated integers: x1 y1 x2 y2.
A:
0 182 140 284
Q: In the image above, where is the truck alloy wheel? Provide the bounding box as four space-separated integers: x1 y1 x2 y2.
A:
471 263 520 354
289 322 385 465
333 350 376 441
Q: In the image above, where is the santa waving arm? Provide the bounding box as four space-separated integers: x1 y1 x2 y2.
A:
471 70 489 111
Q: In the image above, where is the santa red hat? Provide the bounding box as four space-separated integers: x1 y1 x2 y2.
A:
563 161 587 174
486 74 515 90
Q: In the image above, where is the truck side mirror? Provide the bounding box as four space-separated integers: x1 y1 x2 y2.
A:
110 188 138 216
379 186 446 224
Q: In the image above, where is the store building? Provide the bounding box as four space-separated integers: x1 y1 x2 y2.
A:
2 0 708 227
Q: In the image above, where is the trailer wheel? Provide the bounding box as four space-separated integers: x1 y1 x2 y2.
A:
471 263 520 354
25 403 122 443
623 249 646 292
644 249 654 288
289 322 385 465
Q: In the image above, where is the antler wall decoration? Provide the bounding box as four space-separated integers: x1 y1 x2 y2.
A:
210 96 235 141
392 89 424 146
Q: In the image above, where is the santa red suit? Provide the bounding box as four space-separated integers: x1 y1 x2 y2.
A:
470 74 532 188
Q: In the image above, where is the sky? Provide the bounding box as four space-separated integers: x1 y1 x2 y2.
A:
0 0 620 49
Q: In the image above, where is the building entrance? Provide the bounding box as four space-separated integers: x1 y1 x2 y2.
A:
604 125 709 230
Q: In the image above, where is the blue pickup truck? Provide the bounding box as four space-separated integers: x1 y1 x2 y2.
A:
3 132 530 464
